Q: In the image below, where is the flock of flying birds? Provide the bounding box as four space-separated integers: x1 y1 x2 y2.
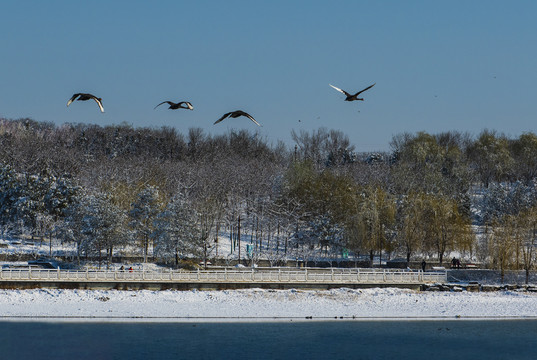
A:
66 83 376 127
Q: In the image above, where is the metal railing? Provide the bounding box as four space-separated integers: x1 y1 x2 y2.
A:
0 268 446 284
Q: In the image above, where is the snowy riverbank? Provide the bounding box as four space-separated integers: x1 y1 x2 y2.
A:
1 287 537 322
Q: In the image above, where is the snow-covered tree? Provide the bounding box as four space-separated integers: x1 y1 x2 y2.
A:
13 174 47 236
396 192 427 265
192 196 220 268
0 164 19 234
518 208 537 284
480 181 537 225
421 194 474 264
153 194 198 266
348 186 396 266
59 190 127 266
81 193 127 268
58 189 88 263
43 175 80 221
511 132 537 185
129 185 162 262
467 130 513 188
290 215 344 261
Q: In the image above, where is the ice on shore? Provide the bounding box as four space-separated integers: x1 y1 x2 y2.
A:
1 287 536 321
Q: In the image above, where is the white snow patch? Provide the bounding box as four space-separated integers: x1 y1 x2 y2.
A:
1 288 536 322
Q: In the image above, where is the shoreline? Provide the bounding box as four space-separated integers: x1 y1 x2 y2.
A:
2 287 537 321
2 315 537 323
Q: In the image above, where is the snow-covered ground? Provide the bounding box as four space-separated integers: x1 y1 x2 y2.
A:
2 235 536 323
1 287 536 322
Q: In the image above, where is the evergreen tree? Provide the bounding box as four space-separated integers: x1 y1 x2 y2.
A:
153 194 198 266
129 185 162 262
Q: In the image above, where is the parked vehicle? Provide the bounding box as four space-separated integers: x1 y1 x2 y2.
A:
27 258 60 269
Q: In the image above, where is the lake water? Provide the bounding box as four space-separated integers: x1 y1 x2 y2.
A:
1 320 536 359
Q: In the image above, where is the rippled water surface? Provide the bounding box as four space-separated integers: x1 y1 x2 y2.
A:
1 320 536 359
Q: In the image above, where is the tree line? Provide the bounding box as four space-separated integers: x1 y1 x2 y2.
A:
1 117 537 277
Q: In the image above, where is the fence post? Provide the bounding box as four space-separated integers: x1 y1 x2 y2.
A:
57 267 61 280
86 268 89 280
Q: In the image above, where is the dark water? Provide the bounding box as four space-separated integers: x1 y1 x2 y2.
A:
1 320 536 360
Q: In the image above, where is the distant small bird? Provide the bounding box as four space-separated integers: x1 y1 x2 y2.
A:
154 101 194 110
214 110 261 126
329 83 375 101
67 93 104 112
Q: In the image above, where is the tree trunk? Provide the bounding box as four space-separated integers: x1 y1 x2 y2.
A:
215 222 219 257
143 235 149 263
238 215 241 262
379 249 382 266
438 249 444 265
98 243 102 270
108 245 113 268
76 242 81 266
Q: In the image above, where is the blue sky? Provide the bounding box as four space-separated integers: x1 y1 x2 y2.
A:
1 0 536 152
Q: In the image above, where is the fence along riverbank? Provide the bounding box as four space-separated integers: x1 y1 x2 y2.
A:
0 267 446 291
